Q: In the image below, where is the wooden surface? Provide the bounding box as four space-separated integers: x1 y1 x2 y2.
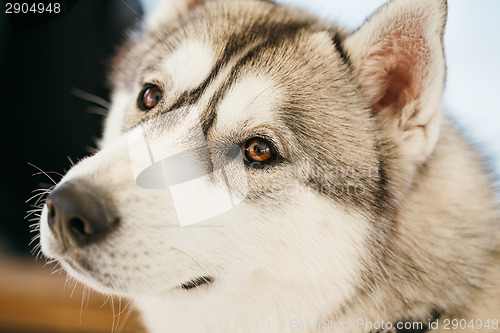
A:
0 256 144 333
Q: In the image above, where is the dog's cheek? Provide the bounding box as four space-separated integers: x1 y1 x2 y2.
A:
211 189 372 301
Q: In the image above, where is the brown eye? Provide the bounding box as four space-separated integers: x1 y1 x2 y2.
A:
138 85 163 111
243 138 275 164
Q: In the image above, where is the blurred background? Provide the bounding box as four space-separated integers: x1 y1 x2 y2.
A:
0 0 498 332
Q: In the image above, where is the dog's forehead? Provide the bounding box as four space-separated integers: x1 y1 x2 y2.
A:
112 0 339 88
108 0 356 149
160 39 217 93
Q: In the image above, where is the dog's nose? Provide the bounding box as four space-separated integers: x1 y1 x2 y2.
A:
46 181 119 248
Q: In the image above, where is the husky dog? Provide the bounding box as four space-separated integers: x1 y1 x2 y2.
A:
38 0 500 332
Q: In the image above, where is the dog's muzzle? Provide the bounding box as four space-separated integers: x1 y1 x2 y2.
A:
45 181 119 249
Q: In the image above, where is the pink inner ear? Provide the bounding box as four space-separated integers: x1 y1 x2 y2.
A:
359 21 429 114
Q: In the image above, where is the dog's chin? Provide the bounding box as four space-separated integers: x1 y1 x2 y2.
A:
41 228 215 295
53 251 216 297
51 253 118 295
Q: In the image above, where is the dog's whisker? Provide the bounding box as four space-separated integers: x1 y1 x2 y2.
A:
28 217 42 224
171 247 206 274
87 106 109 116
64 275 75 291
28 234 40 246
113 297 123 333
34 249 43 260
85 286 91 310
71 88 111 110
33 195 49 207
26 207 43 213
29 188 52 194
25 191 49 204
28 216 42 222
31 170 64 178
29 227 40 233
27 163 62 185
44 259 55 267
115 301 133 333
30 243 41 256
52 267 64 275
79 285 91 325
25 208 42 218
110 296 117 333
67 156 76 167
70 279 79 298
114 298 131 319
27 214 42 221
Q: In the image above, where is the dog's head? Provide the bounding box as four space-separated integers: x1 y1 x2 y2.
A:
39 0 446 313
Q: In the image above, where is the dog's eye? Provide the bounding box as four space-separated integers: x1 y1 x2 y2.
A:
242 138 275 165
138 85 163 111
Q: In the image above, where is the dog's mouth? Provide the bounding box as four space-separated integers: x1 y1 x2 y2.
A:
179 276 214 290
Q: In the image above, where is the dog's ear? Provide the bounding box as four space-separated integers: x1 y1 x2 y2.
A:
145 0 212 28
344 0 447 165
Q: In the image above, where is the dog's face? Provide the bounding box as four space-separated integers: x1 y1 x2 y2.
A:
39 0 446 314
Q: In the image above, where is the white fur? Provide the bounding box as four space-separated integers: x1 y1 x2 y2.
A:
215 74 280 134
100 91 129 148
163 40 216 92
132 193 371 333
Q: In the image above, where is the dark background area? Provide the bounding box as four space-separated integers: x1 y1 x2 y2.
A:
0 0 142 255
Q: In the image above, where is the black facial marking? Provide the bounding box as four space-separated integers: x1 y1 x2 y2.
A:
332 33 350 66
180 276 214 290
153 18 312 137
199 21 311 134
